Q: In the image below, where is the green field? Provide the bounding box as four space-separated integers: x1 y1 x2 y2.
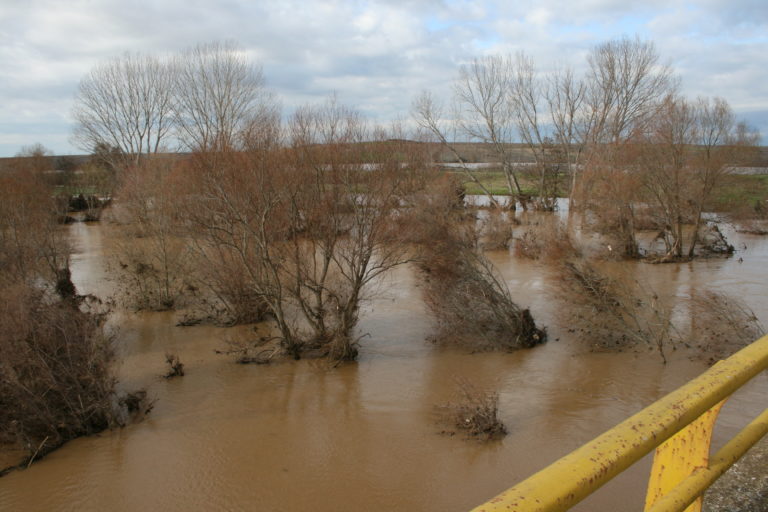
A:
452 168 768 212
709 174 768 212
449 169 564 197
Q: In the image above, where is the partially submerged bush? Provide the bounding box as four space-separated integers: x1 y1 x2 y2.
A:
437 379 507 441
0 286 138 467
163 353 185 378
411 180 546 351
422 251 546 350
513 217 579 261
0 163 143 473
479 211 514 250
688 291 765 363
557 258 675 361
215 336 282 365
109 233 191 312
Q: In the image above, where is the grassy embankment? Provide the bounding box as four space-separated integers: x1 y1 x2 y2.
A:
708 174 768 212
455 168 768 213
449 169 557 197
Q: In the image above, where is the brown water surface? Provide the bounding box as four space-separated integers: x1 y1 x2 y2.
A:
1 219 766 511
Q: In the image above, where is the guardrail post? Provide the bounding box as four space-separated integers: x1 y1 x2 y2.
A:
644 399 726 512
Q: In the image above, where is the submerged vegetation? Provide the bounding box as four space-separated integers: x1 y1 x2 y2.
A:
1 33 767 470
0 163 149 474
409 178 546 350
437 379 507 440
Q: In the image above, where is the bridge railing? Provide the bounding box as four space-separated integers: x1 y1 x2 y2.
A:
470 334 768 512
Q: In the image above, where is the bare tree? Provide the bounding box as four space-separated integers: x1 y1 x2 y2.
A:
14 144 54 172
412 90 503 208
416 54 586 212
639 95 758 260
545 67 587 205
284 100 417 359
511 53 567 210
577 36 677 258
72 52 175 168
174 41 272 151
584 35 676 144
0 161 70 294
179 98 422 361
108 159 190 310
685 98 756 257
454 55 526 201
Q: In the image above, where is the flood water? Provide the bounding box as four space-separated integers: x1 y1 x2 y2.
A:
1 216 767 511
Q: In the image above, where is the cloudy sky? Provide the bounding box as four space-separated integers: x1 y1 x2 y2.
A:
1 0 767 156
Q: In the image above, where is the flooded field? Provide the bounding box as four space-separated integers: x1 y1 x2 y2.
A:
1 218 766 512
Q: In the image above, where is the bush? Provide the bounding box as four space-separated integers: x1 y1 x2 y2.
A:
688 291 765 363
513 218 579 261
163 353 185 378
557 258 675 361
437 379 507 440
410 180 546 350
479 210 514 250
0 286 121 463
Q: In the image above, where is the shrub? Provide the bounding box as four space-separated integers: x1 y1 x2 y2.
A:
163 353 185 378
410 180 546 350
557 258 675 361
688 291 765 363
0 287 120 463
437 379 507 440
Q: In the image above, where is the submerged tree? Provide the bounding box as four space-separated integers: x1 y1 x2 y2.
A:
557 258 675 362
109 158 191 310
576 36 678 258
178 98 423 361
638 96 758 260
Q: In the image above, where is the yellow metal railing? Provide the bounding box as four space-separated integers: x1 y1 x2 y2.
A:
470 334 768 512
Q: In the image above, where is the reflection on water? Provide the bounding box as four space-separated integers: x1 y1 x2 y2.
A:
1 219 766 511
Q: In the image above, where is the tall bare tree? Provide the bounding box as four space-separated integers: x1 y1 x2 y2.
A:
578 36 677 257
285 100 417 359
545 67 587 205
411 90 503 208
454 55 526 201
174 41 272 151
72 53 175 168
416 54 585 211
511 53 572 210
178 97 420 360
584 35 677 144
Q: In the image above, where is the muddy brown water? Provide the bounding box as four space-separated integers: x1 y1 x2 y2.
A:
1 218 767 511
